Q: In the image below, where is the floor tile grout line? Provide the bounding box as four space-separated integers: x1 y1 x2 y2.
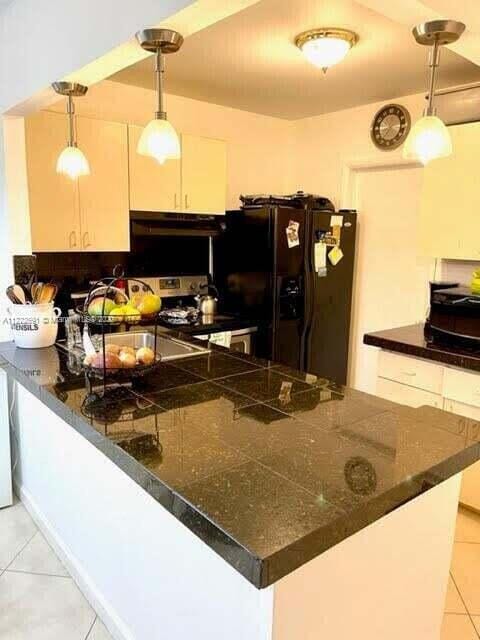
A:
450 570 480 637
2 528 38 574
85 614 97 640
5 568 71 579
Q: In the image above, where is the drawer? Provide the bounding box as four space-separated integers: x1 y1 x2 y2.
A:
444 367 480 409
378 350 444 394
376 378 443 409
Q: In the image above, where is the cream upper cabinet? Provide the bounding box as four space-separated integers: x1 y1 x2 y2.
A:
419 122 480 260
128 125 181 213
25 111 129 252
25 111 81 252
181 134 227 214
76 117 129 251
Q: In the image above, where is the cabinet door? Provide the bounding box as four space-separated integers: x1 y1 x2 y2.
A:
76 117 129 252
128 125 181 213
181 134 226 214
444 398 480 512
376 377 442 408
25 111 80 252
419 122 480 260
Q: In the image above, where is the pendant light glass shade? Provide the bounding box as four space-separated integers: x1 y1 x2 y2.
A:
137 118 181 164
403 115 452 165
56 145 90 179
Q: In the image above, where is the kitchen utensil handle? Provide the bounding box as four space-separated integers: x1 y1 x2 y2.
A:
82 232 91 249
69 231 77 248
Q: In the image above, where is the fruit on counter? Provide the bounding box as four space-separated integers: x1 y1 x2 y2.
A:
119 351 136 368
119 346 136 357
122 306 141 324
87 297 116 317
109 306 127 324
105 343 121 355
471 269 480 295
129 292 145 309
91 352 122 369
137 293 162 316
136 346 155 366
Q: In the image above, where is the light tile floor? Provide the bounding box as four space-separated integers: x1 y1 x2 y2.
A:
442 507 480 639
1 496 480 639
0 497 113 640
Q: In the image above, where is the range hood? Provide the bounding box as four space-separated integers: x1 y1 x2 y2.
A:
130 211 226 238
434 82 480 126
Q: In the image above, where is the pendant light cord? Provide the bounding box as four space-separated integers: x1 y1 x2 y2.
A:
67 93 75 147
155 49 166 120
426 38 440 116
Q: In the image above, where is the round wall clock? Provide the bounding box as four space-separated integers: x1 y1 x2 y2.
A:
370 104 411 151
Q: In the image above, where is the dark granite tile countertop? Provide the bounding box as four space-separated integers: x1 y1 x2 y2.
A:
364 323 480 372
156 312 258 336
1 332 480 589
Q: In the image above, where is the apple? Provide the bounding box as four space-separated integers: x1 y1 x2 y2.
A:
87 297 116 317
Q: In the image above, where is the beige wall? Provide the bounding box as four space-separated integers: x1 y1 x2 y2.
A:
46 80 295 211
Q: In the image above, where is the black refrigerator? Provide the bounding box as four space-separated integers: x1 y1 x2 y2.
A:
221 202 357 384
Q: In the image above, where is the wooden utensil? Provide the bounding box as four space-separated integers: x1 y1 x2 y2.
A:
37 283 57 304
31 282 42 303
6 286 22 304
12 284 27 304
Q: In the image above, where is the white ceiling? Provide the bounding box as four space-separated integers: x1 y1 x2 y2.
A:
110 0 480 120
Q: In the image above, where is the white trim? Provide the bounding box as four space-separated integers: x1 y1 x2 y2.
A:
340 156 422 210
0 369 12 508
14 481 133 640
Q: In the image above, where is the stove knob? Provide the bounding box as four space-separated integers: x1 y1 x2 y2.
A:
131 284 139 293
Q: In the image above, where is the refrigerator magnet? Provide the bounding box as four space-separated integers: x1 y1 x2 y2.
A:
328 246 344 266
286 220 300 248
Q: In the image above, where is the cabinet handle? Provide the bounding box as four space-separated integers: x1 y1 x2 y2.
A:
174 193 178 209
82 232 91 249
401 371 416 377
69 231 77 248
185 194 189 209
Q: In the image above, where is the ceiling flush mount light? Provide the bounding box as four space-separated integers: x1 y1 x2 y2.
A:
136 28 183 164
404 19 465 165
52 82 90 179
295 28 358 73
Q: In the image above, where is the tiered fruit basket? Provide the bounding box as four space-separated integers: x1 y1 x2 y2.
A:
77 274 163 389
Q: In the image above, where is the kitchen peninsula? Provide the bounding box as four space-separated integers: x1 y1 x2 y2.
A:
1 333 479 640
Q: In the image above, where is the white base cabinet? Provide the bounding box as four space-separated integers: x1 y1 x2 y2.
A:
376 349 480 512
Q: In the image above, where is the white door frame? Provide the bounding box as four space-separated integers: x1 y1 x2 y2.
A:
340 156 422 210
339 156 423 387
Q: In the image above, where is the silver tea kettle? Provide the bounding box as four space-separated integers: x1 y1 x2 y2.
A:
195 284 218 316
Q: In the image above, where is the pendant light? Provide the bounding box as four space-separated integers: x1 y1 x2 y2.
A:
403 20 465 165
52 82 90 179
136 28 183 164
295 28 358 73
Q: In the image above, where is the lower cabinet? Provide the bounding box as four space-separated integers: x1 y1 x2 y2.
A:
376 377 442 409
376 349 480 513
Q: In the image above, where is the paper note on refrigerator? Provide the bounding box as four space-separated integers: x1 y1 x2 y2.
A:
314 241 327 276
286 220 300 248
328 246 344 266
